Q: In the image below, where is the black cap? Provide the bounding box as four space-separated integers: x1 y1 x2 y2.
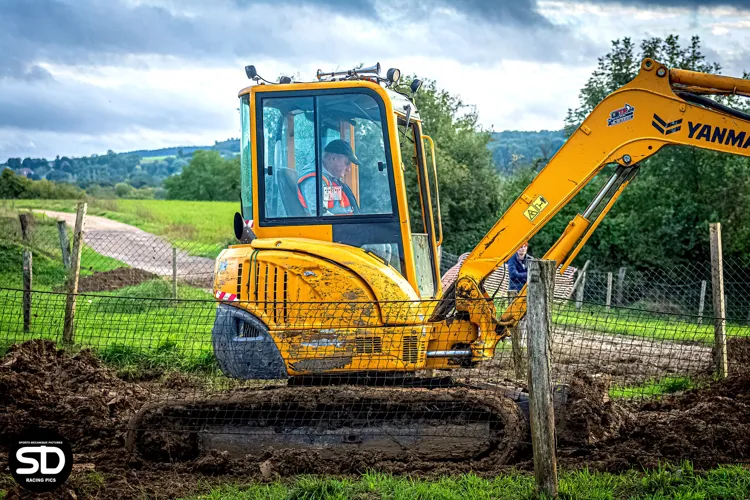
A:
324 139 361 165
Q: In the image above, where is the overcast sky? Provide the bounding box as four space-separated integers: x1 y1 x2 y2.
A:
2 0 750 162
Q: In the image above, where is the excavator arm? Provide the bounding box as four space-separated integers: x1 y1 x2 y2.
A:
447 58 750 360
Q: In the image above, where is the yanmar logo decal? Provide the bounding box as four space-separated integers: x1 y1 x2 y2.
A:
652 114 682 135
687 122 750 148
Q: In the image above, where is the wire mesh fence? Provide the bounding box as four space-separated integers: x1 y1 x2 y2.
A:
2 209 750 474
2 284 750 470
1 207 221 291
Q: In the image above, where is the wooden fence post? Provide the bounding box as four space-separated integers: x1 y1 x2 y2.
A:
616 266 627 306
527 259 558 499
18 213 33 242
567 260 590 300
23 250 32 332
172 247 178 299
57 220 71 270
709 223 728 379
697 280 707 326
606 272 613 311
62 202 87 345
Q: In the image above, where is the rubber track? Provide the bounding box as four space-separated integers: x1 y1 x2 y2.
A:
126 386 527 465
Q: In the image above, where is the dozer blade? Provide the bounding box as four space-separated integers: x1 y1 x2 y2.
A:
126 386 526 465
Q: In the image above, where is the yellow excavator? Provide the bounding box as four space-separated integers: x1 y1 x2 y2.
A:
129 59 750 464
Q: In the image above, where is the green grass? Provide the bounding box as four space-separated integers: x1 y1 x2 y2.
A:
0 279 216 372
551 302 750 346
179 463 750 499
141 155 174 163
0 215 127 291
5 198 238 258
610 376 696 399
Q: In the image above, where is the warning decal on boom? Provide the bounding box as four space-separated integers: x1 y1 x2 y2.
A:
523 196 549 222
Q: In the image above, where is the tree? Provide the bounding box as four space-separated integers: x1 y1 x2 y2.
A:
501 35 750 270
394 77 504 254
164 150 240 201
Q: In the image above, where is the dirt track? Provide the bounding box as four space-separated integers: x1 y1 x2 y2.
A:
456 324 713 389
35 210 214 284
2 340 750 498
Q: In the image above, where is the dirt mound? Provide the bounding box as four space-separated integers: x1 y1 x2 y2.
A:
557 372 632 447
73 267 157 293
3 342 750 497
568 372 750 471
0 339 149 456
728 337 750 375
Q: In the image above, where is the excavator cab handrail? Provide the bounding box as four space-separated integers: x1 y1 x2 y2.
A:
422 134 443 248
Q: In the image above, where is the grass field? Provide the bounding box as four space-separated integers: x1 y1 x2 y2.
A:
140 155 175 163
553 301 750 345
183 463 750 499
4 198 238 258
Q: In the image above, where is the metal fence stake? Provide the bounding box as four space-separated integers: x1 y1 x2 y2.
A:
62 202 87 346
616 266 627 306
697 280 707 326
527 259 558 499
172 247 178 299
23 250 32 332
606 272 613 311
710 223 728 379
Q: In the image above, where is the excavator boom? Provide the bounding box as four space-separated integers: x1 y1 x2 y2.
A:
450 58 750 352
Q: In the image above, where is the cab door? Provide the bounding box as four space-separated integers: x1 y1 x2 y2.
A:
399 118 443 299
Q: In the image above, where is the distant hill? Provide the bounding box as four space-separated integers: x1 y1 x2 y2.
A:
1 131 564 191
128 139 239 158
488 130 566 173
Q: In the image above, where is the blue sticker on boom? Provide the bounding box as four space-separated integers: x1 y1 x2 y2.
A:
607 103 635 126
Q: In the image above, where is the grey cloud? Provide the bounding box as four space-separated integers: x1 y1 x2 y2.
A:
0 0 561 74
580 0 750 8
423 0 552 27
233 0 379 18
0 78 225 137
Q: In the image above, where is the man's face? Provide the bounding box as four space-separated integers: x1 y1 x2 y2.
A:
324 153 351 178
518 245 528 259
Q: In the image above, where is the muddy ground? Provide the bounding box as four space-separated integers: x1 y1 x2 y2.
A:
67 268 158 293
1 339 750 499
455 324 716 388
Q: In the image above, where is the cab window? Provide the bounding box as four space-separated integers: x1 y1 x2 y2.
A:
258 92 395 220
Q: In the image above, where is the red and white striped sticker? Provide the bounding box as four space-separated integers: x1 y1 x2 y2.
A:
215 291 238 301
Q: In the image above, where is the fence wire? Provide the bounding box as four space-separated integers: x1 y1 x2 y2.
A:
2 209 750 472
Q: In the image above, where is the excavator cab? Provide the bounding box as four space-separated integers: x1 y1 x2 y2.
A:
236 65 442 300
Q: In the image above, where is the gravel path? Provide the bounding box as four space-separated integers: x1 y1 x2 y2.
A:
35 210 215 284
455 325 713 389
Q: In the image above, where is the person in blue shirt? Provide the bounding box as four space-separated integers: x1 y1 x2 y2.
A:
508 242 530 293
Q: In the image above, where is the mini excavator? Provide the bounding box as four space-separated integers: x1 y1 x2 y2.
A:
128 59 750 464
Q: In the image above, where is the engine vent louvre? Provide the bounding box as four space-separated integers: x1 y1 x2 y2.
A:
355 337 383 354
238 319 262 338
236 263 243 300
283 271 289 324
402 336 419 364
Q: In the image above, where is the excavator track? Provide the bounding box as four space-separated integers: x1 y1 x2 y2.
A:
126 386 526 465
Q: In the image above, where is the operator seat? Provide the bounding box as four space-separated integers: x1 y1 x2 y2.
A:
277 167 309 217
